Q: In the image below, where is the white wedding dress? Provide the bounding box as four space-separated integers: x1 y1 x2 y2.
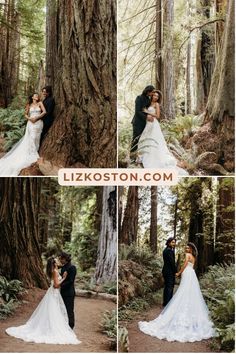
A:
137 106 188 175
0 106 43 176
6 274 81 345
139 262 215 342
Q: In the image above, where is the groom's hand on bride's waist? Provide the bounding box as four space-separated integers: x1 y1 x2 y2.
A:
146 115 154 122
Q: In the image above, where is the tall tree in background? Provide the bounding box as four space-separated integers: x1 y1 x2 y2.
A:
150 186 157 253
94 186 117 284
155 0 162 90
161 0 175 119
120 186 139 245
192 0 234 172
41 0 117 168
0 0 20 107
215 178 235 263
204 0 234 170
0 178 48 288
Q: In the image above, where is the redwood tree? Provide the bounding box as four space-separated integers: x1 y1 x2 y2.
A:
0 178 48 288
193 0 235 172
41 0 117 168
94 186 117 284
150 186 157 253
120 186 139 245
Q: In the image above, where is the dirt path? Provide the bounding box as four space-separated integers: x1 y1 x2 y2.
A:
0 288 116 352
123 305 214 353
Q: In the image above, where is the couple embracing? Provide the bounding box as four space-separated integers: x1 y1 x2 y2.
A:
0 86 55 176
131 85 187 175
6 252 81 345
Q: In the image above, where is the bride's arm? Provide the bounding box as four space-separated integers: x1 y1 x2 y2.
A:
52 269 61 288
176 253 191 277
24 105 30 120
53 270 67 288
155 103 160 120
34 102 46 121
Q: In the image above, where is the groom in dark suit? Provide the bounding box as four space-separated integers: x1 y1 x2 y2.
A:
130 85 155 154
40 86 55 145
162 237 177 306
59 252 77 329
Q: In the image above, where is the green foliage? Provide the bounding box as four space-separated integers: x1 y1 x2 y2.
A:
102 281 117 295
0 108 26 151
119 243 162 270
0 276 24 320
0 299 18 320
101 309 117 350
0 276 24 302
118 119 132 164
118 326 129 353
200 263 235 351
119 293 160 321
161 114 203 144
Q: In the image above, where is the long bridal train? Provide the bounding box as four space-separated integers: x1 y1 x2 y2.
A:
6 276 81 345
0 106 43 176
138 262 215 342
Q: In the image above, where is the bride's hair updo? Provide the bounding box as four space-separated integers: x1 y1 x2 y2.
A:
46 257 56 279
187 242 198 258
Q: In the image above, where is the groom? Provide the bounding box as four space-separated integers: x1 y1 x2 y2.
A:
59 252 77 329
162 237 177 306
40 86 55 145
130 85 155 154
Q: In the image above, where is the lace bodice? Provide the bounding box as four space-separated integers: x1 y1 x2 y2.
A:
187 261 194 268
29 106 41 117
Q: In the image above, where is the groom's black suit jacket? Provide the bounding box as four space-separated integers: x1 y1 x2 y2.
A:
60 262 76 297
162 247 176 277
131 94 151 137
43 96 55 129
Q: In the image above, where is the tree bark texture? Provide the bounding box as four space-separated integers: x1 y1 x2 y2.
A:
41 0 117 168
150 186 157 253
120 186 139 245
0 178 48 288
94 186 117 284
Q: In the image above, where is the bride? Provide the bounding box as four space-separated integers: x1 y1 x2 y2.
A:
0 93 46 176
137 90 188 175
6 257 81 345
139 243 215 342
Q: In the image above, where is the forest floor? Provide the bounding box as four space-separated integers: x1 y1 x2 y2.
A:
0 288 116 352
121 304 215 353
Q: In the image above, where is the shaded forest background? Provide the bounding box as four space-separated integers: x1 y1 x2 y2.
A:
118 0 234 175
118 178 235 351
0 0 117 170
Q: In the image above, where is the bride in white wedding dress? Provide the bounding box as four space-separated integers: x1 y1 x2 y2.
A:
139 243 215 342
137 91 188 175
6 257 81 345
0 93 46 176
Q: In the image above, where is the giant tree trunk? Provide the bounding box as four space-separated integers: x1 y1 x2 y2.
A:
161 0 175 119
214 177 234 263
150 186 157 253
191 0 234 172
155 0 162 90
45 0 57 86
0 0 20 107
120 186 139 245
204 0 234 170
94 186 117 284
0 178 48 288
41 0 117 168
